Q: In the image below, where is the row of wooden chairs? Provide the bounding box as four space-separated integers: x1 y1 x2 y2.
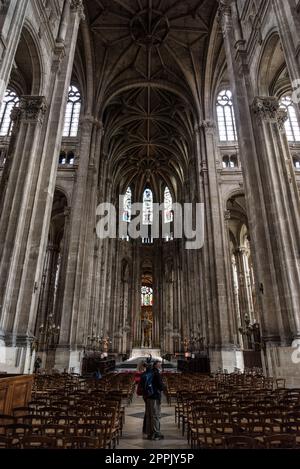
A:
0 371 136 449
164 372 300 449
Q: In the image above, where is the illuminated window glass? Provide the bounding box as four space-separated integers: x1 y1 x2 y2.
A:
0 89 19 137
216 90 237 142
280 95 300 142
164 186 173 223
63 85 81 137
143 188 153 225
141 286 153 306
123 187 132 222
293 155 300 169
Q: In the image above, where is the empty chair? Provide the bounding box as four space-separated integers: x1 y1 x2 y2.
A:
263 434 296 449
225 435 256 449
22 436 57 449
62 436 99 449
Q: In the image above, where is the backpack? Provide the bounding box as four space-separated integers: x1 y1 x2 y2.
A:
141 370 154 398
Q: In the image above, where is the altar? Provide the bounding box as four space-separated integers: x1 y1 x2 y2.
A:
130 348 161 359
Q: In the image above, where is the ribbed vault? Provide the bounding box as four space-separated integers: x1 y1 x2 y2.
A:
84 0 218 197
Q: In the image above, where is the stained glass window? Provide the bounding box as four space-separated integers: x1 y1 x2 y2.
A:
0 89 19 137
280 95 300 142
63 85 81 137
123 187 132 222
141 286 153 306
164 186 173 223
143 188 153 225
216 90 237 142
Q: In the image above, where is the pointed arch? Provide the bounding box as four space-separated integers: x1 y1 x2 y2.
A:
123 186 132 222
164 186 173 224
63 85 82 137
142 187 153 225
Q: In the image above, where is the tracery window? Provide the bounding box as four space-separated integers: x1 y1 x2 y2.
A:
164 186 173 223
143 188 153 225
216 90 237 142
123 187 132 222
280 95 300 142
0 89 19 137
63 85 81 137
141 286 153 306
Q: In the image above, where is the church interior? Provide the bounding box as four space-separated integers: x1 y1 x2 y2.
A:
0 0 300 450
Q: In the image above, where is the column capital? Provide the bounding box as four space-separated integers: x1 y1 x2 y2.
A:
224 209 231 220
217 0 233 32
64 207 71 218
12 96 47 125
52 43 66 73
277 108 289 131
0 0 9 13
70 0 85 20
252 96 288 128
252 96 278 120
199 120 217 135
218 0 233 15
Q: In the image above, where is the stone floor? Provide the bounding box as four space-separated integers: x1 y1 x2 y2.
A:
118 394 189 449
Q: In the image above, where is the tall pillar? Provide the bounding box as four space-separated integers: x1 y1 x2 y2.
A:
36 243 60 332
0 96 47 329
271 0 300 83
219 0 300 385
195 121 241 371
235 247 253 325
56 119 103 371
0 0 29 104
0 0 84 373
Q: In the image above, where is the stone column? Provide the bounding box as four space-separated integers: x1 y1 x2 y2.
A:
252 96 300 336
271 0 300 83
195 121 240 370
0 96 47 331
36 243 60 332
235 247 253 326
0 0 84 373
56 119 103 370
0 0 29 104
219 0 300 385
54 207 71 325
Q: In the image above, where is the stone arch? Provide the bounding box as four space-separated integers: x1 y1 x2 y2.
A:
256 30 289 96
11 21 44 95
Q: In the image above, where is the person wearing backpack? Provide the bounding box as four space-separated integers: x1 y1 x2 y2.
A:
141 360 164 441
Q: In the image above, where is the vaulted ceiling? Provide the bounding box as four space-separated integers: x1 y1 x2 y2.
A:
83 0 218 197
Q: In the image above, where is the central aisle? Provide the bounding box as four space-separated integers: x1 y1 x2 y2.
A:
118 394 189 449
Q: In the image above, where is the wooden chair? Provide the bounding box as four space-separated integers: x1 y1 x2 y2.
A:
0 415 15 425
22 436 57 449
0 435 14 448
12 407 31 417
62 436 99 449
4 423 31 439
263 434 296 449
225 435 256 449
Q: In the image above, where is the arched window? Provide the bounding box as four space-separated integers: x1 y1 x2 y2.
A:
280 95 300 142
293 155 300 169
0 89 19 137
123 187 132 222
164 186 173 223
216 90 237 142
141 286 153 306
143 188 153 225
63 85 81 137
222 154 238 168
